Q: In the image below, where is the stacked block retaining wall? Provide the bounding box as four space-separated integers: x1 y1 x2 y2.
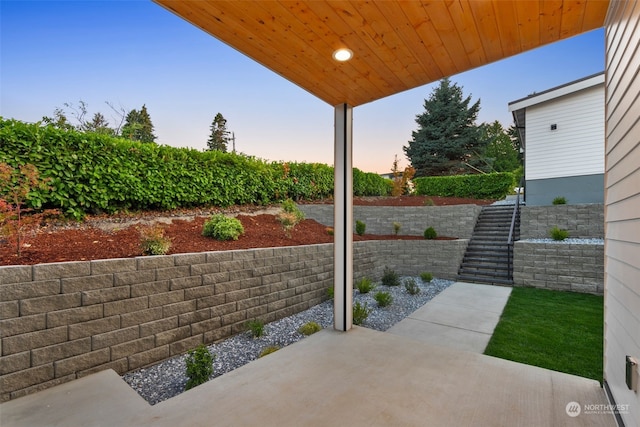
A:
298 205 481 239
0 239 466 401
520 204 604 239
513 241 604 294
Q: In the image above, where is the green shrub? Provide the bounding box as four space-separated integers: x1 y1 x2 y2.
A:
281 198 305 221
550 226 569 241
353 302 371 325
246 319 265 338
424 198 435 206
381 266 400 287
202 214 244 241
355 277 375 293
420 272 433 282
298 321 322 336
414 172 515 200
139 225 171 255
184 345 215 390
259 346 280 358
355 220 366 236
0 119 393 218
374 291 393 307
327 286 334 299
423 227 437 239
404 278 421 295
552 196 567 205
392 222 401 235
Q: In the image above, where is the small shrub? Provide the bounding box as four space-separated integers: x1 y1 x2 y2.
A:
246 319 265 338
298 321 322 336
326 227 334 236
381 266 400 287
277 211 299 238
392 222 401 235
420 272 433 283
352 301 371 325
424 198 435 206
355 277 375 293
281 198 305 222
423 226 437 240
404 278 421 295
185 344 214 390
259 345 280 358
552 196 567 205
550 226 569 241
374 291 393 307
202 214 244 241
327 286 334 299
355 220 366 236
139 225 171 255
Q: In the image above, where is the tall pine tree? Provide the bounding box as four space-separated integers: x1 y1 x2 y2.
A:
121 104 156 143
404 78 483 176
207 113 229 152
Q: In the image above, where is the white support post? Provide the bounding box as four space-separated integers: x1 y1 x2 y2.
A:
333 103 353 331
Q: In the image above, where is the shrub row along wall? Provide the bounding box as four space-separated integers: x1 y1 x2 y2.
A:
0 239 467 401
519 204 604 239
298 205 482 239
513 241 604 294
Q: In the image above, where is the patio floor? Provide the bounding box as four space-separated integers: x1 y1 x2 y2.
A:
1 324 614 427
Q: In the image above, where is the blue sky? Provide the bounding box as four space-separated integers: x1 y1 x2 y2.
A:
1 1 605 173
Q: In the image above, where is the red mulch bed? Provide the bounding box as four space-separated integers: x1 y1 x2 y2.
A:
0 196 491 266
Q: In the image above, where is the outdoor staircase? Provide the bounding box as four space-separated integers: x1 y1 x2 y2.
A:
457 204 520 286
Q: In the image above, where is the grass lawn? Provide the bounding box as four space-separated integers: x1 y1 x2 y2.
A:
484 287 603 383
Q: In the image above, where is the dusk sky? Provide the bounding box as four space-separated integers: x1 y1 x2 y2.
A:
2 1 605 174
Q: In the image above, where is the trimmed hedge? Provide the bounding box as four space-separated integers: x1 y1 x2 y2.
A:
413 172 515 200
0 119 391 217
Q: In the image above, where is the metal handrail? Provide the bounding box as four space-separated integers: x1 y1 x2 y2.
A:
507 177 524 280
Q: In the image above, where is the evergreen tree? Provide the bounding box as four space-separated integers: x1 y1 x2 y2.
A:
207 113 229 152
82 112 114 135
121 104 156 143
403 78 483 176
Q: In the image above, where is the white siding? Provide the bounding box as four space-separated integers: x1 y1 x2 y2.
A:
526 85 604 180
605 1 640 426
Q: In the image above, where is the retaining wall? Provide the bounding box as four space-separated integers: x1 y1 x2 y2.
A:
0 239 467 401
519 204 604 239
298 204 482 239
513 241 604 294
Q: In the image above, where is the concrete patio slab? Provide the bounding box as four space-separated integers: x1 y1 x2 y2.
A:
0 327 614 427
387 281 512 352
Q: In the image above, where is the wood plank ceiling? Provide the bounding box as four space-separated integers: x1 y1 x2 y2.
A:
154 0 609 107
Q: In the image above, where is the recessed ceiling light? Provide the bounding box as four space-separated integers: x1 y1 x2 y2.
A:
332 48 353 62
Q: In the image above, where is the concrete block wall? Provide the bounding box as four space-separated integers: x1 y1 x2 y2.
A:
0 239 466 401
520 204 604 239
298 205 481 239
513 241 604 294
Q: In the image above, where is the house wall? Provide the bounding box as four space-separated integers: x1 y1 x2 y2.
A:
526 174 604 206
524 79 604 206
0 239 467 401
604 2 640 426
525 83 604 182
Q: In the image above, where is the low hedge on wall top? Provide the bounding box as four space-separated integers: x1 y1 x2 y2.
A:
413 172 515 200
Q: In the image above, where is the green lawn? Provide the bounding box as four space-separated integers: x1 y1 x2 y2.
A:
484 287 603 383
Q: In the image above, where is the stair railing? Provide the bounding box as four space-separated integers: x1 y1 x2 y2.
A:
507 177 524 280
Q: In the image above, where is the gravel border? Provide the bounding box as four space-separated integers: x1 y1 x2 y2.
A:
520 238 604 245
123 276 453 405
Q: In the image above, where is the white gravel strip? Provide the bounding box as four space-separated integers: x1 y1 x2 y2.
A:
520 238 604 245
122 277 453 405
